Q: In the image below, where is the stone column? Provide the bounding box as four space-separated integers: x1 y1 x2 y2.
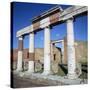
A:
66 18 77 79
27 32 34 73
42 26 51 75
17 36 23 72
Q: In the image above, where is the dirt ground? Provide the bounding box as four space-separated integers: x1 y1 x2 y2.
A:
11 74 55 88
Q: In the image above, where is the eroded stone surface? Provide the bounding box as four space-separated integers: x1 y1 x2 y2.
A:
51 62 59 74
35 62 42 72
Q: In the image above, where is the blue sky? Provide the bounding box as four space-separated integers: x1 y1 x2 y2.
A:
12 2 88 49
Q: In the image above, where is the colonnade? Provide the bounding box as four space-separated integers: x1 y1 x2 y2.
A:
16 18 77 79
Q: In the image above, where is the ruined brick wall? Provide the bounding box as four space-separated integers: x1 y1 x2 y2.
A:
11 41 87 65
63 38 88 64
35 48 44 63
11 49 18 61
75 41 88 63
52 46 61 63
11 49 29 61
11 47 61 63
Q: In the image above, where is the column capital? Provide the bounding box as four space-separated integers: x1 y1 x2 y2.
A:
66 17 76 23
52 43 55 46
45 26 50 28
18 36 23 40
44 25 52 29
66 17 74 22
29 31 37 35
30 31 34 34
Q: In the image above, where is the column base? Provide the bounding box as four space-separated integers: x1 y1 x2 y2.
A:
16 69 22 72
19 72 25 77
42 70 51 75
13 69 25 77
13 69 22 74
67 73 78 79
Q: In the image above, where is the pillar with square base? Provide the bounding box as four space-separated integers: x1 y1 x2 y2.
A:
42 26 51 75
27 32 35 74
16 36 23 72
66 18 77 79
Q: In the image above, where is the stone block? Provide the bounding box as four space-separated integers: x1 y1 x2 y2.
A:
35 61 42 72
51 62 59 74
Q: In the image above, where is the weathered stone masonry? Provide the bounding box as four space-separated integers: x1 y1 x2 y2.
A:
15 6 87 79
